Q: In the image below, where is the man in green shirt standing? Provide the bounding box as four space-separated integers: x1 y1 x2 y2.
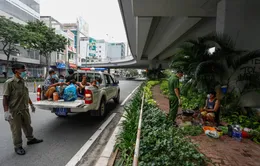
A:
3 64 43 155
168 70 183 124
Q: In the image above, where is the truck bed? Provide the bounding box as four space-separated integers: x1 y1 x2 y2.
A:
34 99 86 109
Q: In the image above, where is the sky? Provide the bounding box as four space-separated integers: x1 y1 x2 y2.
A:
40 0 127 43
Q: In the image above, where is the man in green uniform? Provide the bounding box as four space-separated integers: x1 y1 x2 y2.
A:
168 70 184 124
2 64 43 155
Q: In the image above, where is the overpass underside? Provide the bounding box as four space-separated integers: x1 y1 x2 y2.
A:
118 0 260 69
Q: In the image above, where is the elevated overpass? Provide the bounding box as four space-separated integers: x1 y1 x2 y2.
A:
118 0 260 67
82 56 169 69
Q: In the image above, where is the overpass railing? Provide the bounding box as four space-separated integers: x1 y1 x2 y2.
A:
84 56 134 65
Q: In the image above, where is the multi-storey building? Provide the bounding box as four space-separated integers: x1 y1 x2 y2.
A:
107 42 125 61
0 0 42 78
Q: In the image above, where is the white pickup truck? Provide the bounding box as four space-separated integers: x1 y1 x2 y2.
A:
33 71 120 118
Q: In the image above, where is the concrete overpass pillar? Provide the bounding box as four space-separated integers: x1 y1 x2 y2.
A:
148 61 157 69
217 0 260 51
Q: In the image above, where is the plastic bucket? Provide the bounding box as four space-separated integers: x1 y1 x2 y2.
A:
221 86 227 94
53 92 59 101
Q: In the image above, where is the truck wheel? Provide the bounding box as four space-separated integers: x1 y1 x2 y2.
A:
113 91 120 104
98 99 106 117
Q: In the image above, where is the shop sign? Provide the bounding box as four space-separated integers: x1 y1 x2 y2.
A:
69 63 77 69
56 62 66 69
89 37 96 57
77 17 89 37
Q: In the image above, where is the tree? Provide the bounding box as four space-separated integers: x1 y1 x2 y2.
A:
0 17 25 77
171 33 260 93
25 20 67 77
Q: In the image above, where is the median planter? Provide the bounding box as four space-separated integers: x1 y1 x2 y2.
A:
113 81 206 166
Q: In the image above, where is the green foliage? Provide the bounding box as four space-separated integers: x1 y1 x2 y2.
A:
249 127 260 144
181 91 206 110
171 32 260 92
139 104 206 166
180 125 204 136
25 20 67 75
144 81 159 101
160 80 169 95
115 88 143 166
222 111 260 129
125 69 139 77
0 16 40 75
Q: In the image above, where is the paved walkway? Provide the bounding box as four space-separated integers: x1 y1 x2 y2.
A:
151 84 260 166
0 82 44 95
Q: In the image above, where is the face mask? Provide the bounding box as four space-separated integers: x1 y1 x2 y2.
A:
59 79 64 83
20 72 27 79
96 81 100 86
52 74 57 79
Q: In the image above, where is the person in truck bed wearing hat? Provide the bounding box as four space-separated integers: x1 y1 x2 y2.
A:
2 63 43 155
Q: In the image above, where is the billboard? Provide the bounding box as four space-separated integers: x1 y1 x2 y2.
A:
77 17 89 37
89 37 96 57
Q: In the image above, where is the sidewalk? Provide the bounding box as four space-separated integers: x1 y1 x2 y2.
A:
0 82 44 95
151 84 260 166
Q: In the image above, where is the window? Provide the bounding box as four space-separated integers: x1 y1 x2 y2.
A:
86 73 95 82
95 73 102 83
109 75 114 84
104 75 110 84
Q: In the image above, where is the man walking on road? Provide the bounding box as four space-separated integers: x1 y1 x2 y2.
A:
168 70 184 124
2 63 43 155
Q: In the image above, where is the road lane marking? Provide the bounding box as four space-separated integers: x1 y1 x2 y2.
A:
120 85 141 106
65 113 116 166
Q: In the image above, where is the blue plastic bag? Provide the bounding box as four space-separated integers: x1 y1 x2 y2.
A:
63 84 77 101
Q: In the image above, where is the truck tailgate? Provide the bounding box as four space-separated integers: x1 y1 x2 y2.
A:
34 100 85 109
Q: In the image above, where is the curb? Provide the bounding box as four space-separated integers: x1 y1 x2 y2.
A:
95 114 125 166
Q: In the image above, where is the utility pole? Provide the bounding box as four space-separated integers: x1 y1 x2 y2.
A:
76 18 80 82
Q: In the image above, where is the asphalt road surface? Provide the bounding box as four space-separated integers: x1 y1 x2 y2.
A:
0 80 141 166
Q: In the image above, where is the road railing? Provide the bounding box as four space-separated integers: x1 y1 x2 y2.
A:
133 91 145 166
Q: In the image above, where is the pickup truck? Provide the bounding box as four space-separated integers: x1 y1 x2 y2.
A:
33 70 120 118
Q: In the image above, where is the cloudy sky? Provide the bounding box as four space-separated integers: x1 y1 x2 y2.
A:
40 0 127 42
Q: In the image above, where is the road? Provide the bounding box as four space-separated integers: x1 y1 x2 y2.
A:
0 80 141 166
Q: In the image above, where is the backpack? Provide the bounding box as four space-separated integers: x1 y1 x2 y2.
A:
63 84 77 101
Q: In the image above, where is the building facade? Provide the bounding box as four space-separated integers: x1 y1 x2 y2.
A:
96 40 108 62
0 0 42 78
107 42 125 61
63 18 89 68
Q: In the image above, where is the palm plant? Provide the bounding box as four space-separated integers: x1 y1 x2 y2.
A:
171 32 260 94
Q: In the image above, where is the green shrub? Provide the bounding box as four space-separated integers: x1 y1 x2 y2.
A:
160 80 169 95
115 87 143 166
139 104 206 166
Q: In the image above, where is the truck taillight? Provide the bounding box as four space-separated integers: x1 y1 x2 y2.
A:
37 87 41 101
85 89 93 104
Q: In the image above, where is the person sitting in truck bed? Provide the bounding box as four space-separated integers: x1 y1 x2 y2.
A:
91 78 102 88
44 70 65 101
65 69 75 83
56 75 67 98
76 75 90 95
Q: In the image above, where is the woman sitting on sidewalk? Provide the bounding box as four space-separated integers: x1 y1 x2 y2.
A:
200 91 220 126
